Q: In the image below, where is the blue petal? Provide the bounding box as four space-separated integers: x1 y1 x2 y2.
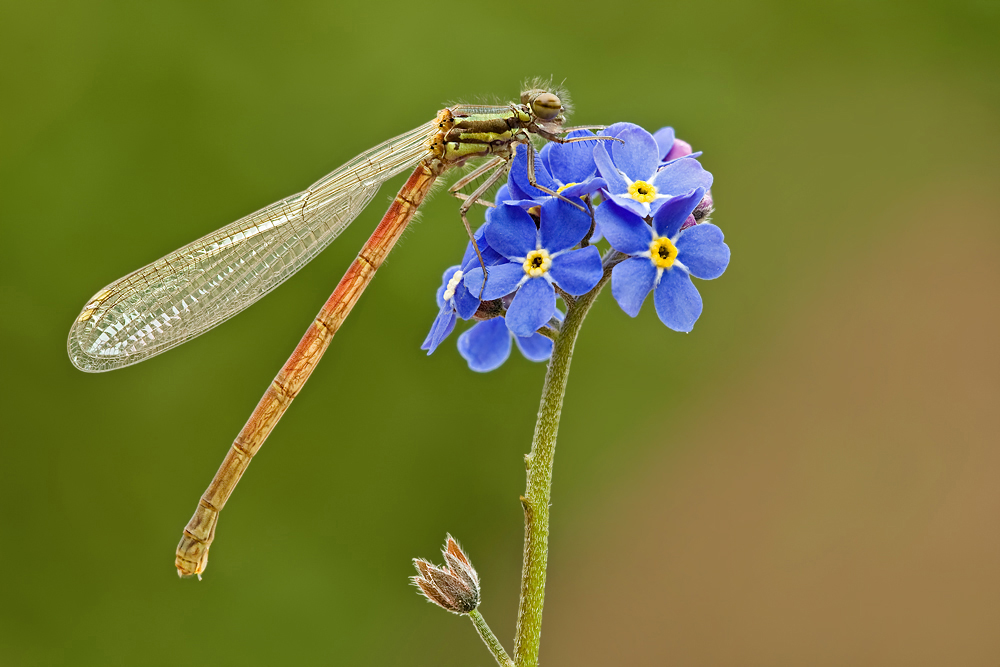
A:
652 188 704 239
459 230 480 267
465 243 505 271
560 178 606 199
652 157 714 198
514 331 553 362
510 143 558 199
652 126 676 160
485 204 537 259
600 122 642 140
494 184 513 205
595 200 652 255
660 152 702 167
464 261 524 300
594 142 628 194
460 224 502 271
453 282 481 319
539 197 591 253
549 246 602 296
505 277 556 337
461 227 504 272
420 307 457 354
458 318 512 372
539 142 554 176
463 267 485 295
502 198 547 210
654 268 703 332
503 171 533 202
611 126 659 181
676 223 730 280
605 192 650 218
611 257 656 317
548 129 598 184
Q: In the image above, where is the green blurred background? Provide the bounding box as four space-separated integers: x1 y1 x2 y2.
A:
1 1 998 664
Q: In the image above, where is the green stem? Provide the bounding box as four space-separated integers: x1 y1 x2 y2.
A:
469 609 514 667
512 251 622 667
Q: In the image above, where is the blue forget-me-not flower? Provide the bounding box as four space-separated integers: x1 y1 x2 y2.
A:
464 198 602 337
596 187 730 332
421 208 557 370
594 123 713 218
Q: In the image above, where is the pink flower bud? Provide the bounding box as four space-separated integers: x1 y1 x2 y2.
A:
664 138 693 161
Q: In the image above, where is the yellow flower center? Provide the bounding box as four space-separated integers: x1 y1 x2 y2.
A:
523 249 552 277
628 180 657 203
556 182 579 194
649 237 678 269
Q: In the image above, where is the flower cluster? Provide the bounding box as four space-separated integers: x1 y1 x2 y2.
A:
422 122 730 370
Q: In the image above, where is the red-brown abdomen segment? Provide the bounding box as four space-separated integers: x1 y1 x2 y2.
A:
176 160 443 577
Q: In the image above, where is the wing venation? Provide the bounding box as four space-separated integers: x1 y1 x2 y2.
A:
68 120 436 372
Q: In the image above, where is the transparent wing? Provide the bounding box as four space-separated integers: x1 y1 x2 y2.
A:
68 120 437 372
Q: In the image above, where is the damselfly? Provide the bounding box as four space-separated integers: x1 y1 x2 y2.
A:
67 86 609 578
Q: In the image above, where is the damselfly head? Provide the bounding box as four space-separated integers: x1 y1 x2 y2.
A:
521 89 564 123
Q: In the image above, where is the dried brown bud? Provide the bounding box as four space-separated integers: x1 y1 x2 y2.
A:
693 190 714 222
411 535 481 614
681 189 714 231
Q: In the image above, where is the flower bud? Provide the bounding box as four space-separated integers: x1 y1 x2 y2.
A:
680 190 714 230
664 138 693 161
411 535 481 614
473 298 505 320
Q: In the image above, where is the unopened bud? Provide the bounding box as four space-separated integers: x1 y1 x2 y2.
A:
664 137 693 161
681 190 714 231
411 535 481 614
473 298 505 320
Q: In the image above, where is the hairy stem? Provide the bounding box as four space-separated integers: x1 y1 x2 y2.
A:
512 251 623 667
469 609 514 667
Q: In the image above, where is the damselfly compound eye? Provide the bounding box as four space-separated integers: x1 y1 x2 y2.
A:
531 93 562 121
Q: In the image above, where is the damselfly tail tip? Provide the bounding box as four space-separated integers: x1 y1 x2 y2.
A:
175 551 208 580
